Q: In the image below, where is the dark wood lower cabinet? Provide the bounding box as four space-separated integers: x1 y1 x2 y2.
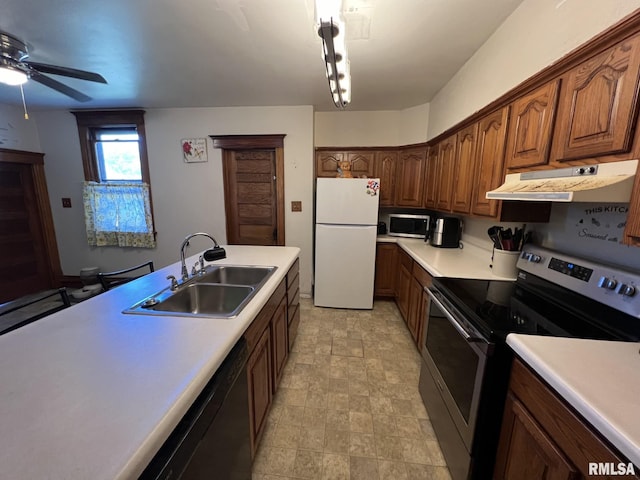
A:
245 259 300 457
374 243 397 297
494 358 640 480
495 394 578 480
271 298 288 392
246 326 272 457
391 247 433 348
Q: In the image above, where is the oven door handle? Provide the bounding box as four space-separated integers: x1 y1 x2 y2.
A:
426 288 485 343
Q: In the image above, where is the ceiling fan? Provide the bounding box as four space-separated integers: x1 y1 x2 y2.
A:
0 31 107 102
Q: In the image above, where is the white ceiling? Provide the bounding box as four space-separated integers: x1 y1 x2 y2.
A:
0 0 524 112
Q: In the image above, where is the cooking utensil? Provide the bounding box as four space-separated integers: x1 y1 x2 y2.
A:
487 226 503 249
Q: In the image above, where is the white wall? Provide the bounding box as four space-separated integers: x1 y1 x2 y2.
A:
0 104 41 152
314 103 430 147
34 106 315 295
428 0 640 139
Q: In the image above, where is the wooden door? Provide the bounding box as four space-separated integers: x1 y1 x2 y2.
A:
424 146 438 209
0 162 52 302
551 33 640 163
505 80 560 170
374 243 397 297
212 135 285 246
316 151 344 177
222 149 280 245
452 124 479 214
271 298 288 392
247 326 273 457
347 151 375 177
395 147 427 207
494 395 579 480
374 151 398 206
436 134 457 211
471 108 510 217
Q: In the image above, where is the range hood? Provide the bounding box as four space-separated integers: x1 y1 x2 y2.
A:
486 159 638 202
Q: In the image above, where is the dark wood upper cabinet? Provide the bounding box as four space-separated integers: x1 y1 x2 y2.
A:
451 124 479 214
435 134 457 211
347 151 375 177
471 107 510 218
315 151 343 178
505 80 560 170
424 146 439 209
373 150 398 207
395 147 427 207
551 33 640 163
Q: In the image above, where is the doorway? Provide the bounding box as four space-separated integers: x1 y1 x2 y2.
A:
0 149 62 303
211 135 286 246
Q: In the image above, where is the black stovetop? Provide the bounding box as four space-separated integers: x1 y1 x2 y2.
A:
434 274 640 343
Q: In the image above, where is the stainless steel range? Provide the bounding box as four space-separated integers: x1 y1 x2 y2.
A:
418 245 640 480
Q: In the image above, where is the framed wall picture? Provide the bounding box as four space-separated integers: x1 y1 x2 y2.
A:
181 138 208 163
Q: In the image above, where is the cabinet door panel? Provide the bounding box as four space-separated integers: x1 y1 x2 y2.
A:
436 134 457 211
396 147 427 207
316 151 344 177
247 327 272 456
551 33 640 162
495 395 578 480
374 243 397 297
271 299 288 391
347 151 375 177
424 146 438 209
505 80 560 170
452 124 478 214
471 108 509 217
374 151 398 207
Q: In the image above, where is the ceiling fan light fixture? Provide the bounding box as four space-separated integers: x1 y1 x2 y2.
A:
0 64 28 86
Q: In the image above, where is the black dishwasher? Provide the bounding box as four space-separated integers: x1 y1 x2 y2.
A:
140 338 251 480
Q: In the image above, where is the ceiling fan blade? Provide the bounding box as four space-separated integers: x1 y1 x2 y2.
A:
29 71 92 102
25 61 107 84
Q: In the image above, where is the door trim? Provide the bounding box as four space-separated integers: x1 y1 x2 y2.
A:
0 148 63 287
210 135 286 245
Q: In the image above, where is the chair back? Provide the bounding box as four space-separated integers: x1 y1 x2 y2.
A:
98 261 155 291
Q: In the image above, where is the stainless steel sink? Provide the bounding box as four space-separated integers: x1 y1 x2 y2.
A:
123 265 277 318
194 266 274 286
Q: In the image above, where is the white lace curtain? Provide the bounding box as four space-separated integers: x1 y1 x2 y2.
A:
82 182 156 248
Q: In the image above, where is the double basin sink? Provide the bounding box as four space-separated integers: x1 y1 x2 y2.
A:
124 265 277 318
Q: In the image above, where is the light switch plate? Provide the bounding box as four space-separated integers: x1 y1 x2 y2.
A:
62 197 72 208
291 201 302 212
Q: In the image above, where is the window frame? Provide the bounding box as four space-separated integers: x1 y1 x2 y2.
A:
72 109 156 238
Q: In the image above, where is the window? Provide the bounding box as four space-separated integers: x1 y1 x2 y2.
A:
73 110 156 248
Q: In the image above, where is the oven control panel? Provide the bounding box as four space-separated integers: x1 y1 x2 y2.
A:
548 258 593 282
518 245 639 319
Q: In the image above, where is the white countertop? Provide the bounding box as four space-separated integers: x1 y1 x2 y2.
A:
0 245 299 480
377 235 516 280
507 334 640 467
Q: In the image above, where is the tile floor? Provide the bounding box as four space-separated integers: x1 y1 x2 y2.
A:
252 298 452 480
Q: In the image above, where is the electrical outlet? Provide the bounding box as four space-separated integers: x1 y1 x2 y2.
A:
62 198 72 208
291 201 302 212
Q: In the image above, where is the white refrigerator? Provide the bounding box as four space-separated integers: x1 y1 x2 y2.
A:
314 177 380 309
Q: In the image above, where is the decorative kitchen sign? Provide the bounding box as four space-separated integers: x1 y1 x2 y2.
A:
181 138 208 163
569 203 628 244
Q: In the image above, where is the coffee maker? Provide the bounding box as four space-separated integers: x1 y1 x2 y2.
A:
427 216 462 248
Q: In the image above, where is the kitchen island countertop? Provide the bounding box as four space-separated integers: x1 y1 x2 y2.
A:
0 245 299 480
377 235 516 280
507 334 640 468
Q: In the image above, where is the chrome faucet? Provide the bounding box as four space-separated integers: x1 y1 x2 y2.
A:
180 232 220 282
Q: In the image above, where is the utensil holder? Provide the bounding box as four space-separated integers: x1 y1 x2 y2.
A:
491 249 520 278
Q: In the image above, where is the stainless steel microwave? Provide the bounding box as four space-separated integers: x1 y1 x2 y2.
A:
388 214 430 238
